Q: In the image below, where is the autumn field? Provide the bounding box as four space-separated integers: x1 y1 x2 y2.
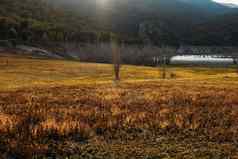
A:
1 54 238 158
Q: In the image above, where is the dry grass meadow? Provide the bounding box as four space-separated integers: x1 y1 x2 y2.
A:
1 54 238 158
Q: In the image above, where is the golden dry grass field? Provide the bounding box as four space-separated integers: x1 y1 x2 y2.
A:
1 54 238 158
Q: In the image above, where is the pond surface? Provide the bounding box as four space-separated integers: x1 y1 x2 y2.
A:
170 55 235 65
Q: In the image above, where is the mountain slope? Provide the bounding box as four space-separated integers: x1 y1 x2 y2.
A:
186 11 238 46
0 0 93 42
179 0 230 13
48 0 236 45
50 0 230 31
0 0 238 47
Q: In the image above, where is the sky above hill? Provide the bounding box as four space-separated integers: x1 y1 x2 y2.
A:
213 0 238 5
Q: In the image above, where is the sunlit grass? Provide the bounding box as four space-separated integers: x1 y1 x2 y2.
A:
0 56 238 91
1 55 238 158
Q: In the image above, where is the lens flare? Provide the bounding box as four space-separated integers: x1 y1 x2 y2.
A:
97 0 109 6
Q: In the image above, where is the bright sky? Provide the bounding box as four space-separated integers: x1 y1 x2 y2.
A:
213 0 238 5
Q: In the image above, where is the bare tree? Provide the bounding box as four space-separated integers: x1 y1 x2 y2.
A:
111 39 121 81
160 46 175 79
161 55 167 79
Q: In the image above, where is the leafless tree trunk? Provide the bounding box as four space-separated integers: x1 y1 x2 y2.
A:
162 55 166 79
111 40 121 81
160 46 175 79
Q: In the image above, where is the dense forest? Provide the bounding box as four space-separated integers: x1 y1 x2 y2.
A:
0 0 114 48
43 0 238 46
0 0 238 49
186 12 238 46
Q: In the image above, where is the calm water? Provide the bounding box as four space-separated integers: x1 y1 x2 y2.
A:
170 55 235 65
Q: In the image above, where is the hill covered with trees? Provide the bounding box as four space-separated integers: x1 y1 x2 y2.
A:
0 0 101 46
49 0 238 46
185 11 238 46
0 0 238 48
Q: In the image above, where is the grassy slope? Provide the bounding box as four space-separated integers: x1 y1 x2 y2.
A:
1 55 238 158
0 54 238 91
